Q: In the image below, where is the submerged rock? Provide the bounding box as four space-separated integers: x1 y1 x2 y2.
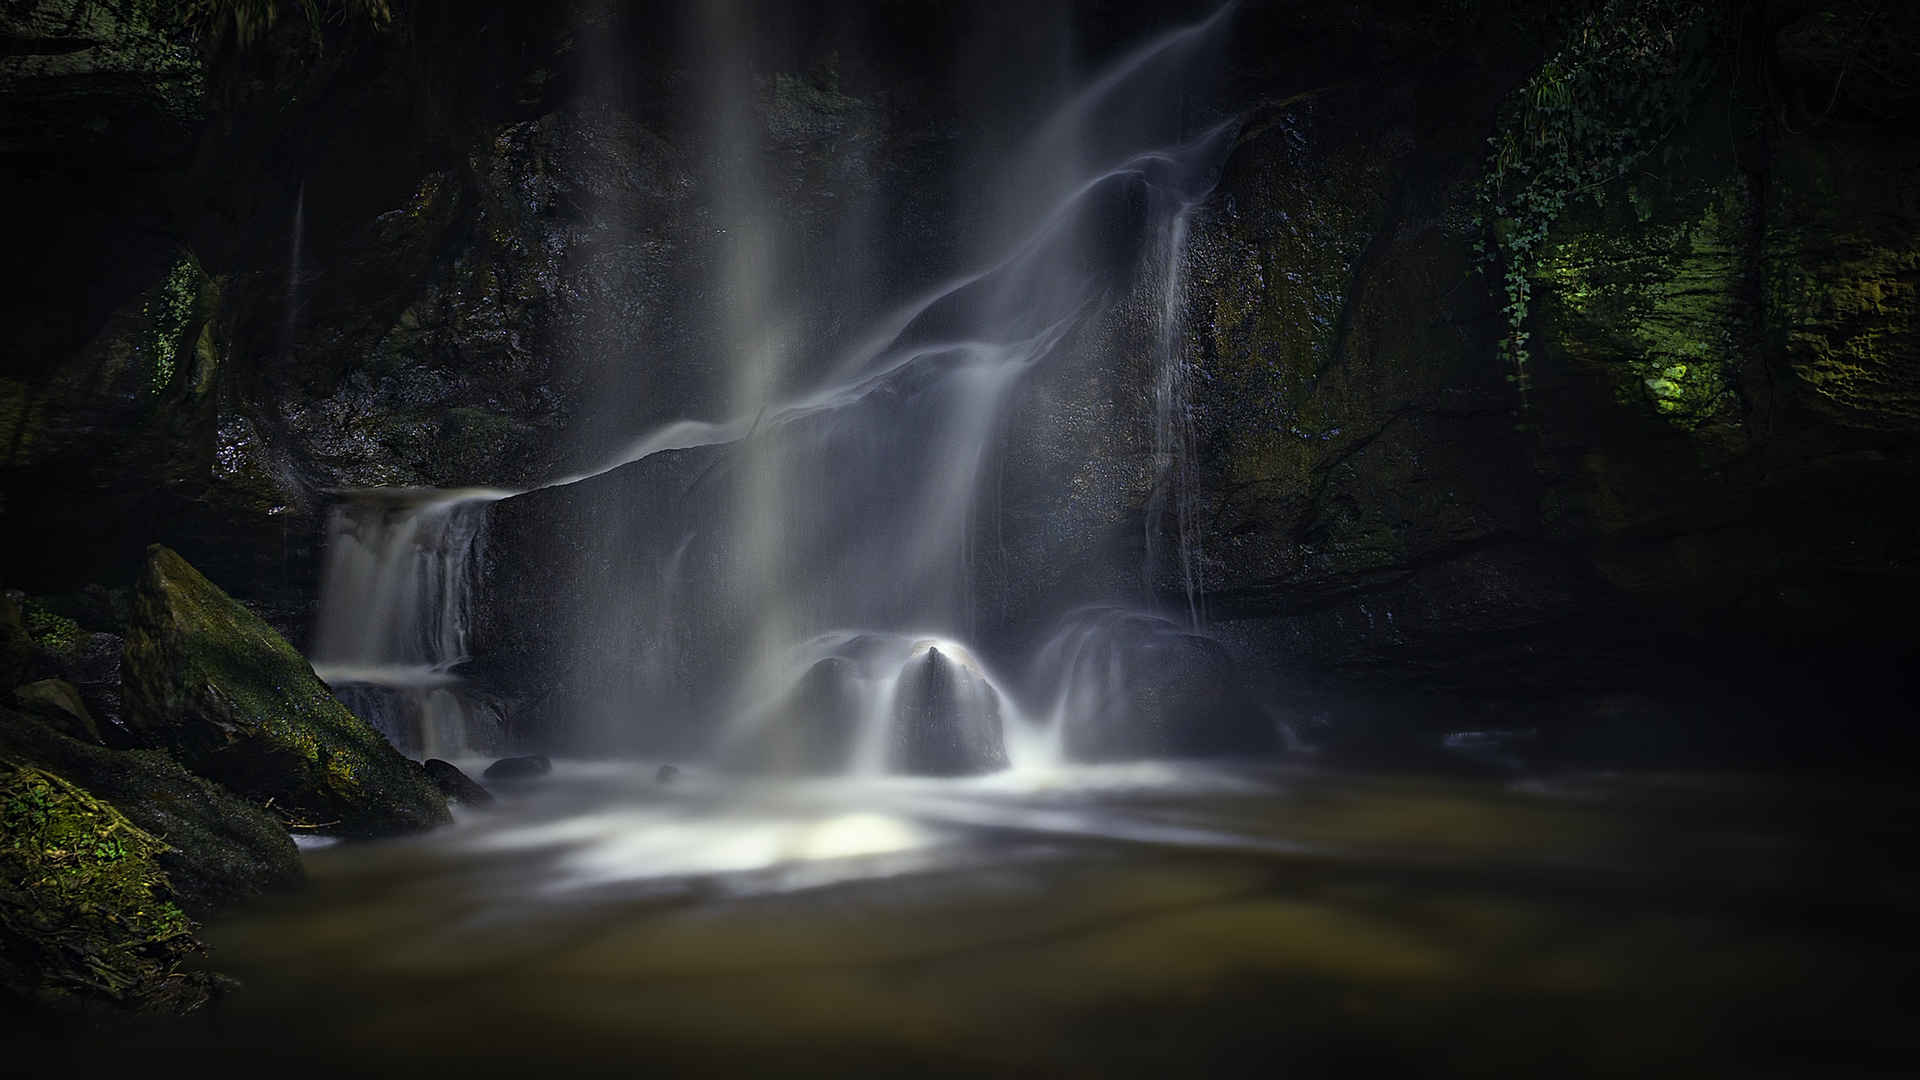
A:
483 755 552 782
727 657 865 775
889 647 1008 777
0 759 216 1019
0 707 302 918
1043 611 1273 762
656 763 680 784
120 545 450 839
423 759 494 808
12 679 101 745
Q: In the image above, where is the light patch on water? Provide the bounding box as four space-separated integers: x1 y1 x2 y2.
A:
540 809 936 894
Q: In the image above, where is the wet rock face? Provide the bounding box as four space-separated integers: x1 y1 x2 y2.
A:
4 1 1915 763
422 758 494 808
1169 26 1920 736
726 657 867 775
121 545 449 838
889 647 1008 777
482 755 551 782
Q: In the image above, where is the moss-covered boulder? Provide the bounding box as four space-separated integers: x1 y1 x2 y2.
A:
0 707 302 918
121 545 449 839
0 759 215 1018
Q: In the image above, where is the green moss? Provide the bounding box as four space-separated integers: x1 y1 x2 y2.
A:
0 760 212 1013
21 601 85 657
1535 178 1746 431
1764 138 1920 430
139 254 205 396
178 0 392 49
0 707 304 919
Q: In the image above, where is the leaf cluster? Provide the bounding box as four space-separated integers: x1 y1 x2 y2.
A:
1470 0 1722 407
179 0 393 50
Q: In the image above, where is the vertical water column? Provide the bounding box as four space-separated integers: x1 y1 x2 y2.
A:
1145 204 1205 630
704 0 795 708
280 181 305 362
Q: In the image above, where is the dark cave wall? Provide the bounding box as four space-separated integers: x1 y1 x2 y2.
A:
1175 2 1919 753
1 1 1914 755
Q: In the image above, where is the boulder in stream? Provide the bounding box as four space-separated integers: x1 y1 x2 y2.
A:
423 759 494 807
482 754 552 782
120 545 450 839
725 656 865 775
889 646 1008 776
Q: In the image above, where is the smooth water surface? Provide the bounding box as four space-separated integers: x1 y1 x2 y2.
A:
105 763 1920 1076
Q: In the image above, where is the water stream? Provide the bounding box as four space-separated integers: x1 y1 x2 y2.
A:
311 488 512 756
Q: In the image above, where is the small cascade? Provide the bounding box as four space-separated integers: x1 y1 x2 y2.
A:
312 487 512 757
722 632 1021 778
1031 607 1270 762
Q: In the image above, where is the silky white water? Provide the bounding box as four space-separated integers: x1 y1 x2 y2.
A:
312 6 1241 770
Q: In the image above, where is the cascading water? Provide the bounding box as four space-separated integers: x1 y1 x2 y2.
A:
314 4 1262 774
1146 207 1206 630
311 488 511 757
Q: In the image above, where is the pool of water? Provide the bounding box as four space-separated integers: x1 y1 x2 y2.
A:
79 761 1920 1075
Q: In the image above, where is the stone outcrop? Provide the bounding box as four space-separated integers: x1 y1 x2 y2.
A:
0 706 303 919
121 545 449 838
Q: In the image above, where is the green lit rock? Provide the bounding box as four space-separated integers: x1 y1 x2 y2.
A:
0 759 214 1017
0 706 302 918
12 680 100 745
1767 137 1920 431
1534 175 1750 440
121 545 450 839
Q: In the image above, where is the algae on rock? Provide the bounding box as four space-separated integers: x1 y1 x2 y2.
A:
121 545 449 839
0 759 214 1018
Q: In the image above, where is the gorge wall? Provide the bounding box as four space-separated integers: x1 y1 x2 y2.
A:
3 0 1914 764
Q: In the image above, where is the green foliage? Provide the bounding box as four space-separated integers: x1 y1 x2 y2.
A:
1471 0 1722 407
140 254 202 396
22 601 84 656
180 0 393 49
1 762 206 1011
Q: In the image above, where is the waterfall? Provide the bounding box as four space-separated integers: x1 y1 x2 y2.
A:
312 488 511 757
313 4 1258 773
280 181 305 362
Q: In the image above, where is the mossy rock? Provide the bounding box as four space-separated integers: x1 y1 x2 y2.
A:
0 707 302 919
0 759 214 1019
121 545 449 839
